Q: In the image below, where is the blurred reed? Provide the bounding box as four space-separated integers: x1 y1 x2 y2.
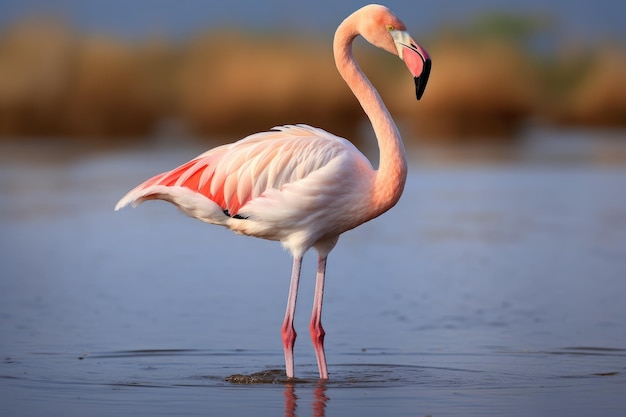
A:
0 16 624 145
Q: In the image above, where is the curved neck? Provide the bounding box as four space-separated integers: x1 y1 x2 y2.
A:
333 15 407 216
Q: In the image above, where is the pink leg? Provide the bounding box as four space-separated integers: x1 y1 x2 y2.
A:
282 257 302 379
310 255 329 379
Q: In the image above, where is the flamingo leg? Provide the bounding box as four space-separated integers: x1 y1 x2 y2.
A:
310 255 329 379
282 256 302 379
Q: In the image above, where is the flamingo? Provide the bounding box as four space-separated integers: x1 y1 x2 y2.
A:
115 4 430 380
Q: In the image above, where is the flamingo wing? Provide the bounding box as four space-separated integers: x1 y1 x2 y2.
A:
115 124 371 226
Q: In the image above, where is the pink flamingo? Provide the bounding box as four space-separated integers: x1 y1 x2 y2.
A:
115 4 430 380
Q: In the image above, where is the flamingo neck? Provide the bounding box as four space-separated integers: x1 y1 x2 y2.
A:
333 16 408 217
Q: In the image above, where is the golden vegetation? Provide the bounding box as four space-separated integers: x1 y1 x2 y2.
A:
0 17 624 144
398 37 539 140
549 47 626 127
177 32 361 140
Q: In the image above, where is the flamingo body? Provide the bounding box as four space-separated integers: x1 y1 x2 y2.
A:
115 4 431 380
115 124 375 257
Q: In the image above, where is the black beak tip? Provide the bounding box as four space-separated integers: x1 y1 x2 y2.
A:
415 59 432 100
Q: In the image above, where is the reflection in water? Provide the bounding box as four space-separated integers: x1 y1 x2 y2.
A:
284 381 328 417
284 383 297 417
224 369 329 416
313 382 330 417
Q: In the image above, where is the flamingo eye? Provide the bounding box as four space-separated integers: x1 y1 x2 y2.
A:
386 25 394 31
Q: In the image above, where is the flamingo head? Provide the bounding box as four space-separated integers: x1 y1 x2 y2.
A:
356 4 431 100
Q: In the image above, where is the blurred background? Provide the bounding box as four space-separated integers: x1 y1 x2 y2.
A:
0 0 624 148
1 4 626 413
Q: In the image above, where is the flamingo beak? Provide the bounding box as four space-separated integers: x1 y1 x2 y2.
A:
411 53 431 100
391 31 431 100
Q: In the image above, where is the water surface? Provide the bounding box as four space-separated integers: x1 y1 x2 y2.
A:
1 132 626 416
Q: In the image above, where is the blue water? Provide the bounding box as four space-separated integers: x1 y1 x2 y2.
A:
1 131 626 416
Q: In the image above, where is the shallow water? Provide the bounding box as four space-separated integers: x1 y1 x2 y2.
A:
1 132 626 416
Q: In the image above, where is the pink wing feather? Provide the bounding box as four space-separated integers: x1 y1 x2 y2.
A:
114 125 364 219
